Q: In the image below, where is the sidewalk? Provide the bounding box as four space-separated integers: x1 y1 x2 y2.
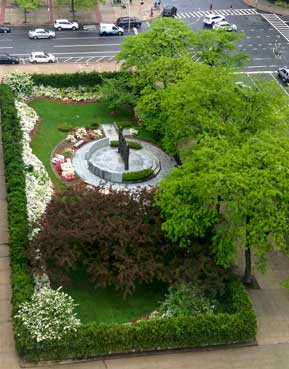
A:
1 0 161 26
244 0 289 15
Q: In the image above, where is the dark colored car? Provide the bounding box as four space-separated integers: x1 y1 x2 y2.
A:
116 17 142 28
0 54 19 64
0 25 11 33
162 6 177 17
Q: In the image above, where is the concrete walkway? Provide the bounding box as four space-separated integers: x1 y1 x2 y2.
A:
244 0 289 15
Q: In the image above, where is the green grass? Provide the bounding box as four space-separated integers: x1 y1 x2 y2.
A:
62 270 167 324
29 99 134 189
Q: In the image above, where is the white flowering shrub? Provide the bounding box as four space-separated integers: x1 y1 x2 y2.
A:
32 85 101 102
66 134 77 144
15 287 81 342
16 101 53 227
33 272 51 291
2 71 34 99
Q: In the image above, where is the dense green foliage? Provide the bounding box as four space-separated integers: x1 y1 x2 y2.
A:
116 18 248 70
0 85 34 312
16 279 256 362
31 72 128 88
157 132 289 270
110 140 142 150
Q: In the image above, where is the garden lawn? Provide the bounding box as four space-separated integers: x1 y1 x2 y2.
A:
29 99 134 188
62 270 167 324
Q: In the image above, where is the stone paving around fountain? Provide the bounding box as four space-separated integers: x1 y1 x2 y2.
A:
72 124 176 189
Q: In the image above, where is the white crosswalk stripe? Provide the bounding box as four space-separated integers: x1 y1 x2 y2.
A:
261 13 289 42
175 8 258 19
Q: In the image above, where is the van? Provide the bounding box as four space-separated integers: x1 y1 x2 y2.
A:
99 23 124 36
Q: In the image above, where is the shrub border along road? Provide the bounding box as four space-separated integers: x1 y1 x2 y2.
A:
0 73 256 363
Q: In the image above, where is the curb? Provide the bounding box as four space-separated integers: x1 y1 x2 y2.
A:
19 341 257 368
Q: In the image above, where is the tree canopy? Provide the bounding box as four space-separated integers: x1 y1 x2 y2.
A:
156 132 289 279
116 18 247 70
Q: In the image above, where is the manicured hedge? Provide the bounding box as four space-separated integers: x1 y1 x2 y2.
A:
15 280 256 362
110 140 142 150
31 71 130 88
0 85 34 316
123 168 154 182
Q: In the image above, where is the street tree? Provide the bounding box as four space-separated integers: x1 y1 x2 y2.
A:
116 18 248 70
55 0 105 20
148 72 288 154
190 30 249 67
156 132 289 284
15 0 41 23
116 18 196 70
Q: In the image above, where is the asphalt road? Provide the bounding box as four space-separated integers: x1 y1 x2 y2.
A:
1 0 289 71
1 26 136 64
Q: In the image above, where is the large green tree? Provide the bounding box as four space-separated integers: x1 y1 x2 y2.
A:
137 66 288 155
116 18 248 70
156 132 289 283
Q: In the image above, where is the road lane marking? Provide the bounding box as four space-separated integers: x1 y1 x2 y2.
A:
53 43 121 48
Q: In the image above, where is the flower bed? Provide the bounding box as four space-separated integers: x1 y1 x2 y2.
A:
16 101 53 227
51 127 103 182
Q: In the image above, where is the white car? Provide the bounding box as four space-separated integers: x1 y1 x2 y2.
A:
54 19 79 31
99 23 124 36
203 14 225 26
28 28 56 39
29 52 57 64
213 21 237 32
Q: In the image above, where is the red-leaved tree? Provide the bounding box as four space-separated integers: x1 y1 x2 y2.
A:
29 187 173 296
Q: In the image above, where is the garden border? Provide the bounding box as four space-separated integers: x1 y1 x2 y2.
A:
0 72 257 364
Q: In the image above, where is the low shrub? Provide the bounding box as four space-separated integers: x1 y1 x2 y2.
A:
15 279 256 362
123 168 154 182
110 140 142 150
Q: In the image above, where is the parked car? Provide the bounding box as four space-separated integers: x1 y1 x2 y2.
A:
0 25 11 33
116 17 142 28
99 23 124 36
203 14 225 26
54 19 79 31
28 28 56 39
278 67 289 83
29 52 57 64
0 54 19 64
213 21 237 32
162 6 177 17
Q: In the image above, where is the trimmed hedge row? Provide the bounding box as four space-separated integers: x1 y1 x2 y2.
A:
110 140 142 150
0 85 34 316
31 71 130 88
123 168 154 182
16 280 256 362
0 80 256 364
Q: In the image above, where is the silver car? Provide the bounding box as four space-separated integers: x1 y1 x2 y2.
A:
28 28 56 40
